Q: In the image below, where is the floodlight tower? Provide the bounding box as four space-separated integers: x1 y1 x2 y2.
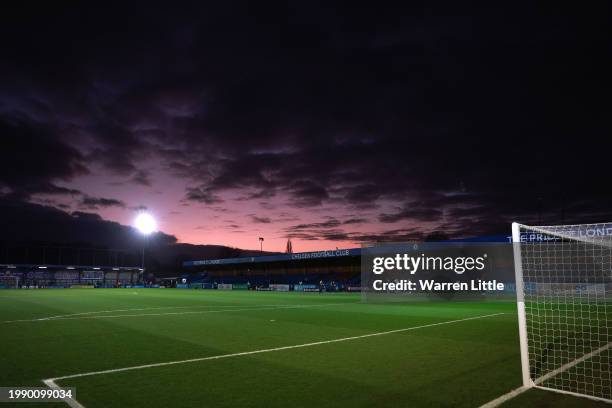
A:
134 212 157 284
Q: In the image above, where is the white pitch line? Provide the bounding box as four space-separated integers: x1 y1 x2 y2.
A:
20 302 339 321
4 305 233 322
44 312 506 384
42 378 86 408
32 306 205 321
2 303 352 323
6 304 263 322
478 386 529 408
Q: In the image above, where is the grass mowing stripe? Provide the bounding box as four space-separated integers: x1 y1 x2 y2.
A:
45 312 506 383
3 302 354 323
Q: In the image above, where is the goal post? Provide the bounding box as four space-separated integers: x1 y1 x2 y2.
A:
512 222 612 403
512 222 533 389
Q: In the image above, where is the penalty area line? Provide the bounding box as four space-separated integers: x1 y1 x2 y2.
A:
43 312 506 386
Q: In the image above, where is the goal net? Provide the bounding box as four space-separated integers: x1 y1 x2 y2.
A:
513 222 612 403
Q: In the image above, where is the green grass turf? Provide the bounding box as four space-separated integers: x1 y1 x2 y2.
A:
0 289 608 407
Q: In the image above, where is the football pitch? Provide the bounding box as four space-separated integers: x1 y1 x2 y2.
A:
0 289 607 407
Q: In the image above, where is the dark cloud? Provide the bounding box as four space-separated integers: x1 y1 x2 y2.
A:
130 170 152 187
249 215 271 224
285 180 329 208
184 186 223 205
258 202 277 211
379 206 443 223
251 189 277 199
342 218 368 225
0 119 88 198
0 3 610 246
80 195 126 210
288 219 342 231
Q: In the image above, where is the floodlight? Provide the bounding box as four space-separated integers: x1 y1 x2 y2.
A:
134 213 157 235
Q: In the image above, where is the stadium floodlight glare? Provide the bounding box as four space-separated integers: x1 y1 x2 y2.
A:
134 212 156 284
134 213 157 235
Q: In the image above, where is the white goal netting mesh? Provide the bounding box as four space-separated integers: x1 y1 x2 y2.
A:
516 223 612 402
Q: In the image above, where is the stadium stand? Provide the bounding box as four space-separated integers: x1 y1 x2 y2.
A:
182 235 515 291
0 264 142 288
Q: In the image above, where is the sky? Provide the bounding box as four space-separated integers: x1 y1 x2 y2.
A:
0 3 610 253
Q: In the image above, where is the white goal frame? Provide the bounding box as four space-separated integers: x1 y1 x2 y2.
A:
512 222 612 404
